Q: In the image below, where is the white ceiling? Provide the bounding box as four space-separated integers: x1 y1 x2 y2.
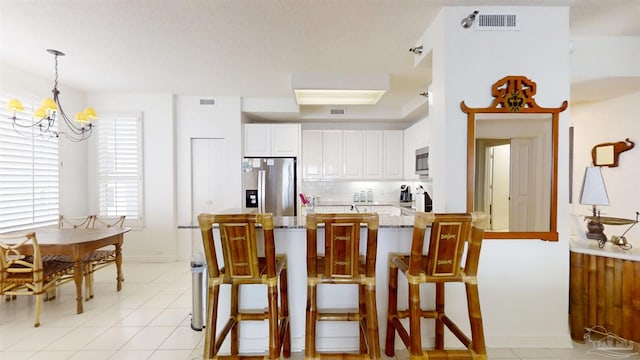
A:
1 0 639 123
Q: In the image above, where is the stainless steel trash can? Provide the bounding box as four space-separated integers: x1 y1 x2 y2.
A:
190 261 206 331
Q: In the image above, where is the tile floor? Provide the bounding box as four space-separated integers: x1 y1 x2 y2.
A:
0 261 637 360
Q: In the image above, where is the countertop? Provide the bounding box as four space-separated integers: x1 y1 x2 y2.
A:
179 214 417 229
569 236 639 262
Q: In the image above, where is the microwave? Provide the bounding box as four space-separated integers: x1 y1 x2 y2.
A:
415 146 429 176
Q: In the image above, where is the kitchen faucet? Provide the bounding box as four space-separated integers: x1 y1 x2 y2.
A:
350 203 360 213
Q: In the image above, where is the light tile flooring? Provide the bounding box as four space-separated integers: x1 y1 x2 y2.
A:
0 261 637 360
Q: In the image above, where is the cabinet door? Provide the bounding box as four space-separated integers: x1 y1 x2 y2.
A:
363 130 383 179
302 130 323 180
272 124 300 157
383 130 404 179
322 130 343 179
342 131 363 179
243 124 272 157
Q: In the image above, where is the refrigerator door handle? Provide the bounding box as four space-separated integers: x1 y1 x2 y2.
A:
258 170 266 213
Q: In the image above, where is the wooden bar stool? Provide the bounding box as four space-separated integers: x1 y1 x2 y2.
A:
385 212 487 359
198 213 290 360
305 213 381 359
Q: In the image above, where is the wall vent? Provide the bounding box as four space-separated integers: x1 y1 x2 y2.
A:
199 99 215 105
477 14 519 30
330 108 345 116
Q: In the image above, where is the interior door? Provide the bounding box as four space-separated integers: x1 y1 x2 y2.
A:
510 137 536 231
489 144 510 231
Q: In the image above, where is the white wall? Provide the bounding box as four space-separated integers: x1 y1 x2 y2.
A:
413 6 573 348
571 91 640 241
87 93 177 261
175 96 242 261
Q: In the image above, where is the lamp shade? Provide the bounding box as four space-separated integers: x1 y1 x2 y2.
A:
579 166 609 206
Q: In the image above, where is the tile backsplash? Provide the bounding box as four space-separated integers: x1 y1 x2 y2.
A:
301 180 431 205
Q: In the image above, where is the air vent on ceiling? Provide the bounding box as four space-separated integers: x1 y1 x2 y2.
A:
477 13 519 31
199 99 215 105
330 108 345 116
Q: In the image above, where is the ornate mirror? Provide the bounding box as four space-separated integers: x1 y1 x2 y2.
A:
461 76 567 240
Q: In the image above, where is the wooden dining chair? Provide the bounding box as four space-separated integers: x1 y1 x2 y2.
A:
54 214 125 300
305 212 381 359
198 213 290 360
0 232 75 327
385 212 488 359
83 215 126 300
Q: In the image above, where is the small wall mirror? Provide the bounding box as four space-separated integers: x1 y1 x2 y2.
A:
461 76 567 240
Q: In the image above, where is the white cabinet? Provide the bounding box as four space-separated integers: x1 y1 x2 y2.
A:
243 123 300 157
302 129 403 180
363 130 383 179
322 130 343 179
383 130 404 179
342 131 363 179
302 130 323 180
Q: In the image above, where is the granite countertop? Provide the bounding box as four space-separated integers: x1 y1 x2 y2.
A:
179 214 416 229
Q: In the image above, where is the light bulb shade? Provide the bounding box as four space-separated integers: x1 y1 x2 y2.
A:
41 98 58 111
579 166 610 206
75 111 89 123
83 107 97 119
7 98 24 112
33 107 47 118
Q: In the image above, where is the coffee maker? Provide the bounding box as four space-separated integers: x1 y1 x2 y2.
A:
400 185 411 202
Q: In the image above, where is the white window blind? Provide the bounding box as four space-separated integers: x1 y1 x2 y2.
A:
0 95 59 232
97 113 143 226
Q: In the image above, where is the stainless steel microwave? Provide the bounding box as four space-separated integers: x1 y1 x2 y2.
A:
415 146 429 176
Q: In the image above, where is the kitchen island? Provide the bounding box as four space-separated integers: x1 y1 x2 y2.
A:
182 213 424 353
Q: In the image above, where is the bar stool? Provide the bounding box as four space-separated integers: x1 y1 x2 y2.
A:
198 213 290 360
385 212 487 359
305 212 380 359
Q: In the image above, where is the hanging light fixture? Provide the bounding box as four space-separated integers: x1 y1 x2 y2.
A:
5 49 97 142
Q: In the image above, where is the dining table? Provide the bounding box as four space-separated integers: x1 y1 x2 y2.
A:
24 227 131 314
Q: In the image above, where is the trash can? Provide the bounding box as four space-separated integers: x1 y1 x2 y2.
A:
190 260 206 331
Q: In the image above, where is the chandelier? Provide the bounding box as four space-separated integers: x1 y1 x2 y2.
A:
5 49 97 142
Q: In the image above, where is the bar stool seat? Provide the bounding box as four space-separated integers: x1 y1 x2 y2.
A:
198 213 290 360
385 212 488 360
305 212 381 360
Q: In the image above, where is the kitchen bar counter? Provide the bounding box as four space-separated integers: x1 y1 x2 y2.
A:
180 213 420 352
179 214 417 230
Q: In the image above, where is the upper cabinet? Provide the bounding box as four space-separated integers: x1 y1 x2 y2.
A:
302 129 402 180
383 130 403 179
243 123 300 157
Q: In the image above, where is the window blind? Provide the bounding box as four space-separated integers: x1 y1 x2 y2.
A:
97 113 143 225
0 95 59 232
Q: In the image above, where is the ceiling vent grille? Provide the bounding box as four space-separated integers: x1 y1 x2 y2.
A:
477 14 519 30
330 108 345 116
199 99 215 105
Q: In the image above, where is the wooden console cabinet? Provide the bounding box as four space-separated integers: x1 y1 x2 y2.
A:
569 249 640 343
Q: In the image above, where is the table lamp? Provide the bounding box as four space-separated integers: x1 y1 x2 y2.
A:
579 166 610 242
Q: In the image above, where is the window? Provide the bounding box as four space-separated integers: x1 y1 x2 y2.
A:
0 95 59 232
96 113 144 227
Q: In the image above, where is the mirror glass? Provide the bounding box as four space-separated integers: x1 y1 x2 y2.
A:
473 114 552 233
462 75 566 241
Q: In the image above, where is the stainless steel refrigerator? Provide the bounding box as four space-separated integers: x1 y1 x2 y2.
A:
242 157 296 216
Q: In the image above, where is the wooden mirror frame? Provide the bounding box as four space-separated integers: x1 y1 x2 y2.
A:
461 76 568 241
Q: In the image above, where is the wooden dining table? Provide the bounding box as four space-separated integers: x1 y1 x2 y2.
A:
27 227 130 314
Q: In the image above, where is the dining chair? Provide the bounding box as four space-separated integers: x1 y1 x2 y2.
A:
0 232 75 327
385 212 487 359
83 215 126 300
197 212 290 360
305 212 381 359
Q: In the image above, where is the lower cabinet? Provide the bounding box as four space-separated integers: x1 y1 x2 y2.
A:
569 251 640 343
